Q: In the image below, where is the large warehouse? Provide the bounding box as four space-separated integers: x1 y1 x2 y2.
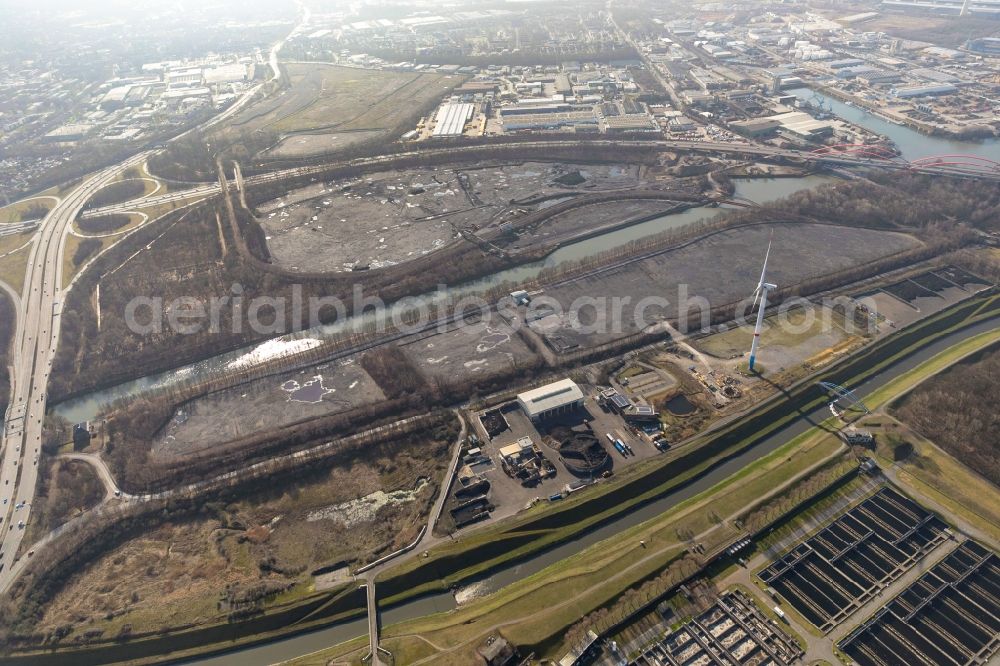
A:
517 379 585 421
431 102 474 137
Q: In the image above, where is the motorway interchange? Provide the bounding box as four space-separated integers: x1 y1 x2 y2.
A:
0 153 150 588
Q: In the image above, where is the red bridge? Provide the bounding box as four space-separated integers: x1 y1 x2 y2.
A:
810 144 1000 178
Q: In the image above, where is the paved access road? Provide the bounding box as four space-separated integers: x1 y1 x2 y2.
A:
0 152 150 586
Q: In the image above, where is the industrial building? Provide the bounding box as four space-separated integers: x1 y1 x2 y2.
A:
892 83 958 98
203 63 248 84
499 102 571 116
826 58 866 69
602 114 657 132
690 68 730 91
166 68 204 88
856 70 904 86
432 102 474 137
517 379 585 421
967 37 1000 54
99 85 133 110
729 117 782 138
501 109 598 132
498 437 536 465
43 123 93 143
769 111 836 140
630 590 804 666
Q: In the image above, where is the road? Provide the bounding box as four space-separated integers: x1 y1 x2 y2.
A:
58 452 126 501
79 136 1000 220
0 151 149 583
0 0 305 588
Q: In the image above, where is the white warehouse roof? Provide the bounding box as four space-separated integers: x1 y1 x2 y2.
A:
517 379 584 418
432 102 474 137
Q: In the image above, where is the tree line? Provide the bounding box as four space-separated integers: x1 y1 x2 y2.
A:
894 343 1000 487
76 214 132 235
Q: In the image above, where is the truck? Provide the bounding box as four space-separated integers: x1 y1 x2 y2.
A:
614 439 628 456
774 606 786 621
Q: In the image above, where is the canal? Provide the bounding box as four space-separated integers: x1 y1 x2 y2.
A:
786 88 1000 162
54 175 833 424
37 94 1000 665
184 313 1000 666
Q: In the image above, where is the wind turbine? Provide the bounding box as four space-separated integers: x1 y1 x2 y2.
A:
748 238 776 373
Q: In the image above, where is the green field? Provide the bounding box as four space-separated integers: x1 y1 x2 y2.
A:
219 63 462 158
0 231 34 292
0 194 57 224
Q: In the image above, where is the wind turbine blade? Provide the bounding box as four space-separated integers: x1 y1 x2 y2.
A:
752 287 762 310
758 239 772 287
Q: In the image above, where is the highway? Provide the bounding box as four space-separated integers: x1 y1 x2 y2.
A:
78 185 218 219
0 3 314 587
0 152 150 585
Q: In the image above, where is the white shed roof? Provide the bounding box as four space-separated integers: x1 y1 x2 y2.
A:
518 379 583 416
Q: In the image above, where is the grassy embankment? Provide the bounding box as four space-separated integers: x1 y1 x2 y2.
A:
0 231 33 293
10 291 999 665
300 301 1000 665
374 292 1000 607
296 426 851 665
0 194 57 224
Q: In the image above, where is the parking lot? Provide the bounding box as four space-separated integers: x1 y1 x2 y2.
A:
456 386 665 527
758 487 949 633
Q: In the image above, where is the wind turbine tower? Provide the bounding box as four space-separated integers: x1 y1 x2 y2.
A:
748 240 776 373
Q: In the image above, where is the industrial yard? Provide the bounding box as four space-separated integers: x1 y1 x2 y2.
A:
152 354 386 462
758 487 950 633
631 589 804 666
255 162 655 272
442 377 667 534
397 319 538 386
855 266 991 329
840 539 1000 666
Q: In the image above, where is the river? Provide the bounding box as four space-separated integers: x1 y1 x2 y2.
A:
53 175 833 424
181 313 1000 666
786 88 1000 162
56 91 999 425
